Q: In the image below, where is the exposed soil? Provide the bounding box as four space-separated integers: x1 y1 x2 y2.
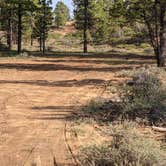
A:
0 54 154 166
51 21 76 36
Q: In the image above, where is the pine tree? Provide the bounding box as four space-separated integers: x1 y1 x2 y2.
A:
90 0 110 43
11 0 36 53
0 0 16 49
111 0 166 67
33 0 53 54
73 0 93 53
0 0 43 53
73 0 111 52
54 1 70 28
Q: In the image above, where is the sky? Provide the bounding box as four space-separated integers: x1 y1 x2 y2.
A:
52 0 74 17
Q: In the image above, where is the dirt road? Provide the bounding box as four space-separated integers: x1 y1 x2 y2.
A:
0 53 154 165
0 55 120 166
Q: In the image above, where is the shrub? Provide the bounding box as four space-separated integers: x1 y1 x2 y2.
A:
120 72 166 126
48 33 62 40
78 123 166 166
81 68 166 126
79 144 111 166
110 126 166 166
117 67 166 82
82 98 106 113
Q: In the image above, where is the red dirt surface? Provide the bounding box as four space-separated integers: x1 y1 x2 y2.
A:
0 55 116 166
52 22 76 36
0 54 154 165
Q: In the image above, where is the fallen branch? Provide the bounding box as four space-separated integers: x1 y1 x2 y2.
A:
152 126 166 132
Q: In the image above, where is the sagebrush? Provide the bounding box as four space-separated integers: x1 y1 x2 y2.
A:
79 123 166 166
119 71 166 126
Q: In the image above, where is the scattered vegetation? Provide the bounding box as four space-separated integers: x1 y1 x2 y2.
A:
117 67 166 80
82 98 106 113
82 68 166 126
72 66 166 166
119 71 166 126
78 123 166 166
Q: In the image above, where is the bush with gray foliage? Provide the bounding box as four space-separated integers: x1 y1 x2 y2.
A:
79 123 166 166
120 72 166 126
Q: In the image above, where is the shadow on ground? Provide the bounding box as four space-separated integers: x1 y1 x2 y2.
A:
0 79 114 87
30 105 81 121
34 59 154 65
0 50 156 73
26 50 155 60
29 101 120 123
0 49 155 59
0 63 135 72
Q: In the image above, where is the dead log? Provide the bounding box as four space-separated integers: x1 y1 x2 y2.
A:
152 126 166 132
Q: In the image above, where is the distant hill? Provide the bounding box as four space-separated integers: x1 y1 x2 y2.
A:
50 21 76 36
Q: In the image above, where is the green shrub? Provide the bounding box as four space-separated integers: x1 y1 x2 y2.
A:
64 31 82 40
48 33 62 40
78 124 166 166
82 98 105 113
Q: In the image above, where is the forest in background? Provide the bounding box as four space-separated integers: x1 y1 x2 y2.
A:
0 0 166 67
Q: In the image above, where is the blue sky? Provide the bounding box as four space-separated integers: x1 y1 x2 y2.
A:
52 0 74 16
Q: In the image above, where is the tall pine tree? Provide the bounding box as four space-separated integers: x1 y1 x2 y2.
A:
54 1 70 28
73 0 93 53
37 0 53 54
73 0 111 52
111 0 166 67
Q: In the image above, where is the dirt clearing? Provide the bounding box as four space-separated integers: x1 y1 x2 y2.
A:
0 54 154 166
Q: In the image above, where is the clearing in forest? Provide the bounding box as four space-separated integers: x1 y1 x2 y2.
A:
0 52 155 166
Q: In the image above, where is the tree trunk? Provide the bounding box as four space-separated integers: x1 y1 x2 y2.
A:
17 2 22 54
144 2 165 67
152 126 166 132
42 0 46 55
7 10 13 50
31 35 33 46
39 34 42 52
159 5 166 67
7 27 11 50
83 0 88 53
83 28 88 53
159 34 166 67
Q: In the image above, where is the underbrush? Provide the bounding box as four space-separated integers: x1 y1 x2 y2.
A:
78 123 166 166
117 67 166 81
82 67 166 126
76 68 166 166
120 71 166 126
82 98 106 113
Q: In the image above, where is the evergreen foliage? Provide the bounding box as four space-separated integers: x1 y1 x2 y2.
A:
54 1 70 28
